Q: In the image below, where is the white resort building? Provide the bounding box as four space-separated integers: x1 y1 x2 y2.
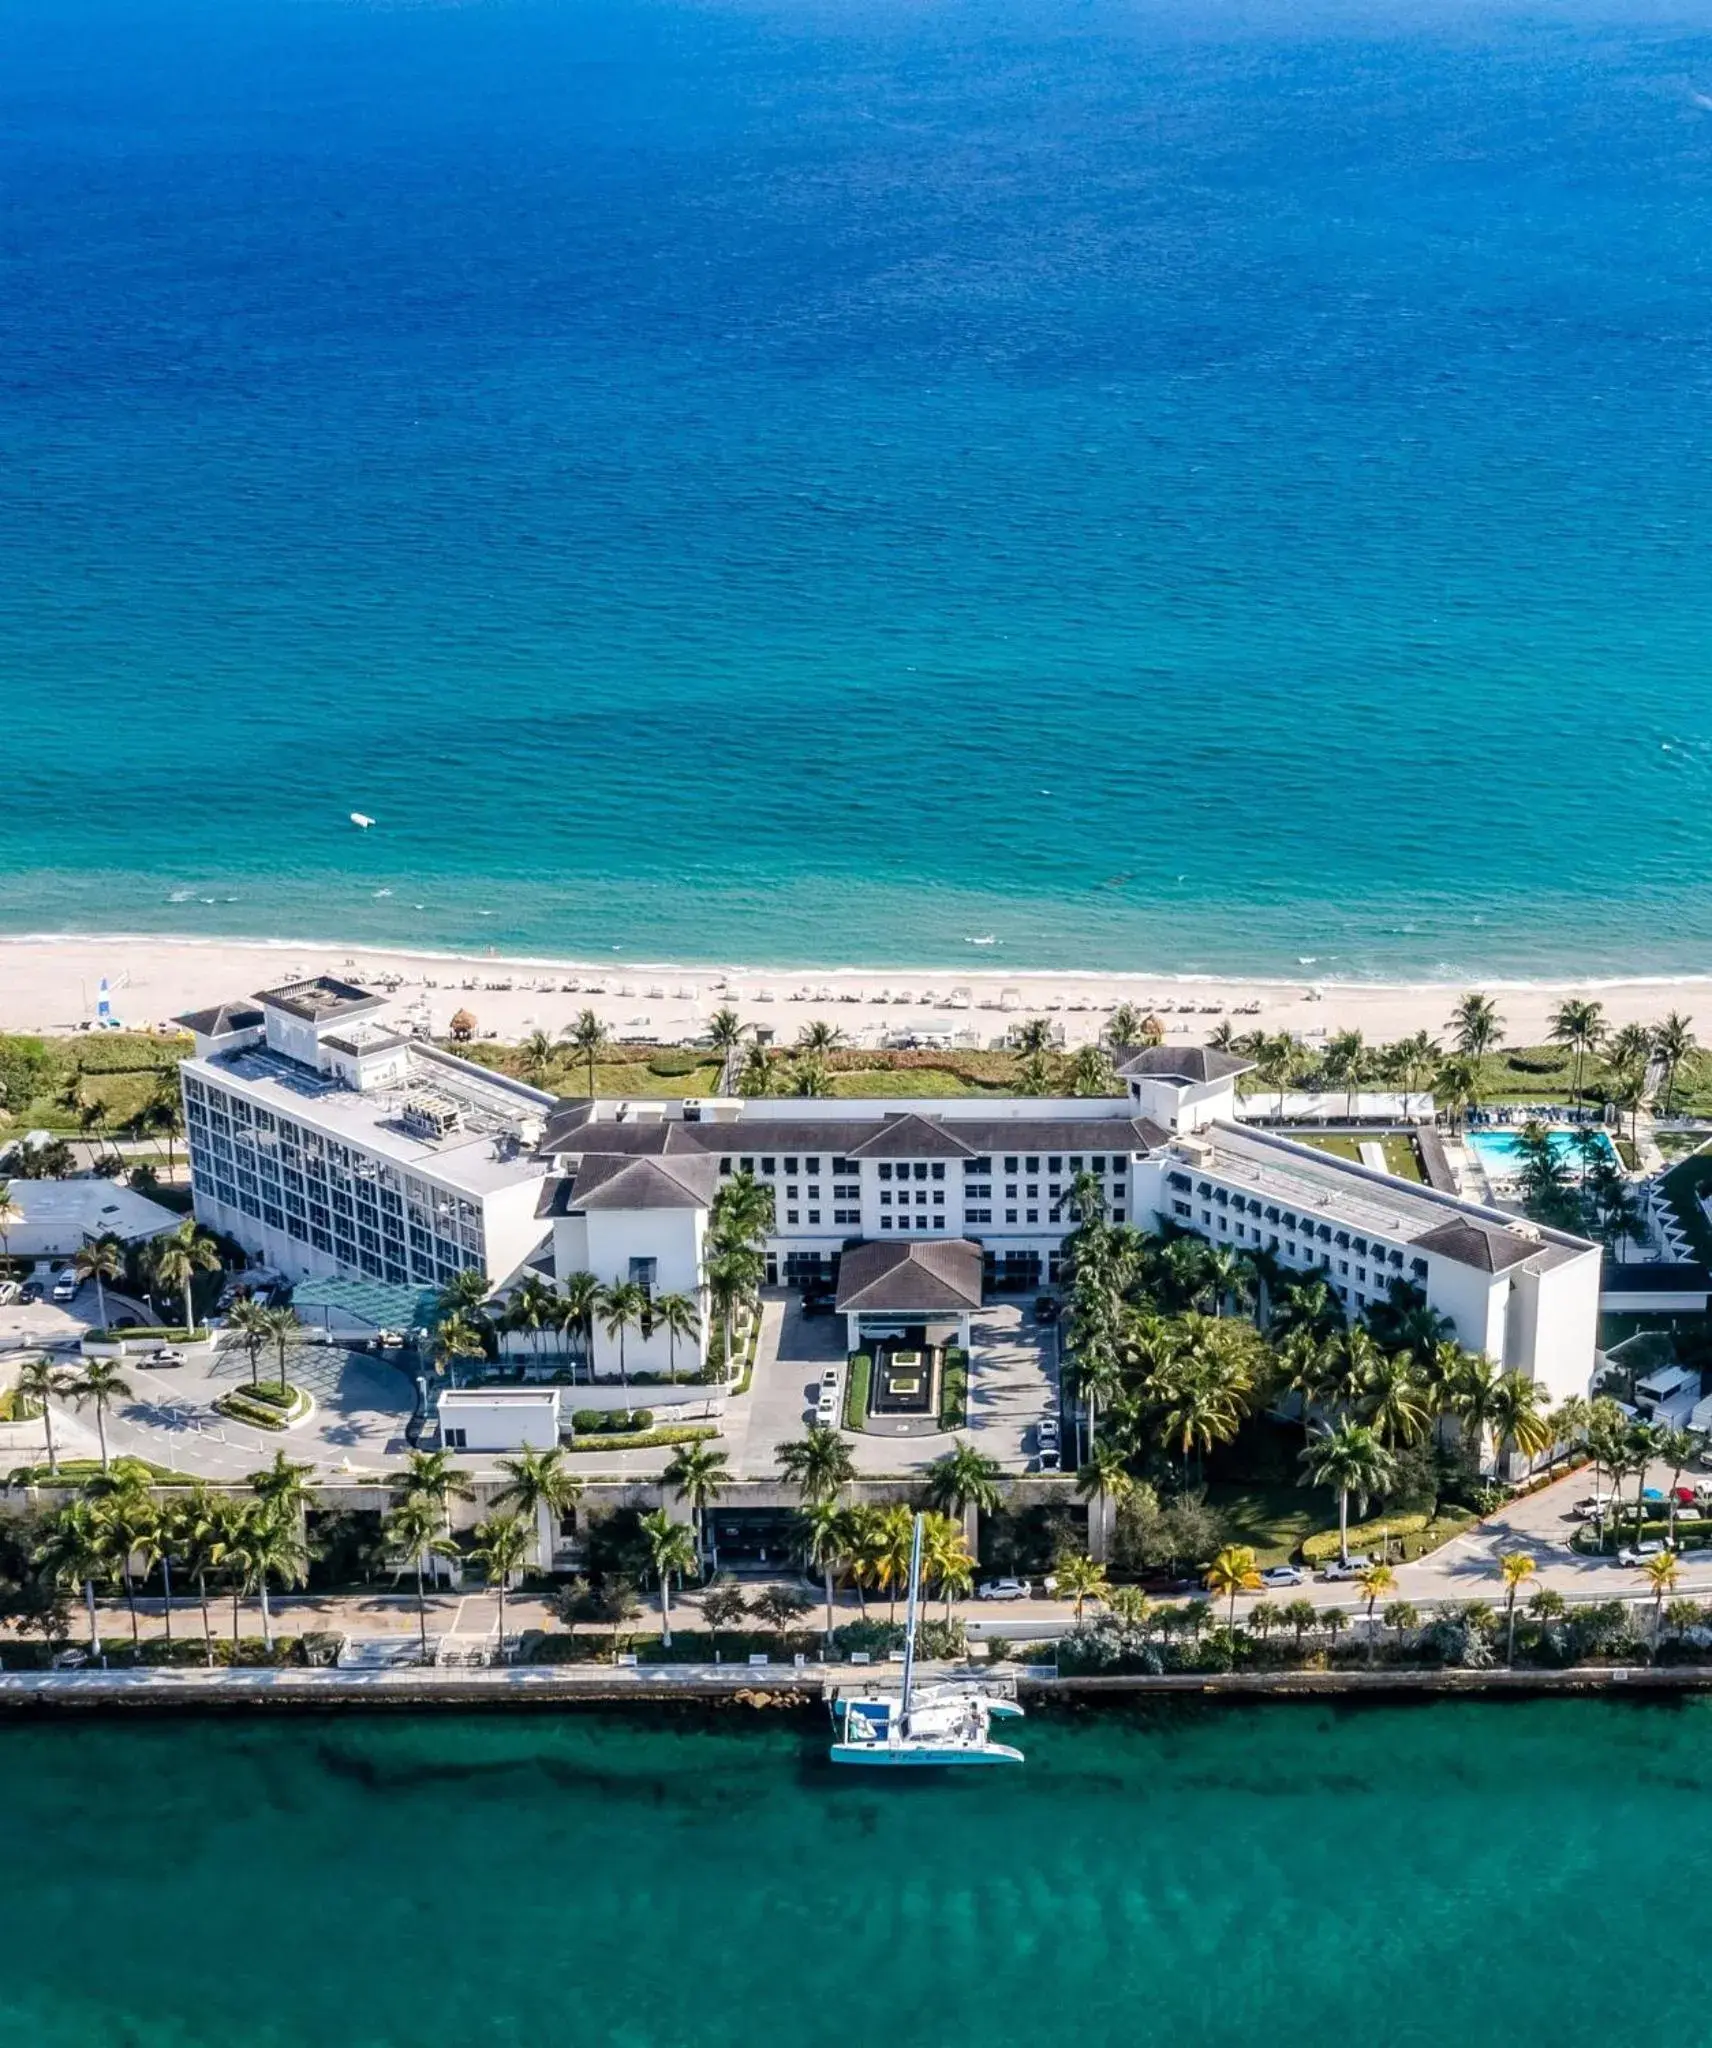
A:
177 985 1601 1401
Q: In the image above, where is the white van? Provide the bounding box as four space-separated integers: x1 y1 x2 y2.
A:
50 1268 80 1304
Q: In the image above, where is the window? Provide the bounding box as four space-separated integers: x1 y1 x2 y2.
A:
628 1257 658 1297
967 1156 992 1176
1049 1207 1061 1225
834 1208 860 1226
807 1185 820 1200
740 1156 754 1174
930 1162 945 1181
834 1182 859 1201
831 1158 855 1176
1173 1200 1192 1219
1005 1184 1018 1200
786 1209 800 1225
808 1210 820 1225
805 1157 820 1174
1025 1184 1038 1199
879 1163 893 1181
1112 1208 1125 1223
1201 1210 1211 1226
967 1207 991 1224
718 1157 733 1175
1048 1183 1062 1200
443 1427 467 1451
932 1189 944 1206
1026 1208 1038 1224
880 1191 892 1207
913 1163 928 1181
1004 1156 1019 1174
785 1157 799 1177
1049 1155 1062 1173
761 1157 776 1176
1025 1156 1039 1173
881 1214 893 1230
1005 1208 1018 1224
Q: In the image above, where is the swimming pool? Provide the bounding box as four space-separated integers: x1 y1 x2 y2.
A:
1465 1127 1617 1177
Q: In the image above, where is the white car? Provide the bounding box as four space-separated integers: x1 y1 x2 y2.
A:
1260 1565 1303 1588
0 1279 18 1306
977 1578 1034 1602
1037 1416 1060 1450
1569 1496 1614 1520
1617 1542 1669 1566
143 1347 187 1368
1316 1559 1366 1582
50 1270 80 1304
820 1367 841 1391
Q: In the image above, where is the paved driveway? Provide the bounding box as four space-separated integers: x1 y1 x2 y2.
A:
965 1303 1059 1474
734 1292 843 1478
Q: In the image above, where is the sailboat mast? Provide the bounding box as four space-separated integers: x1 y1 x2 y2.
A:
899 1511 925 1709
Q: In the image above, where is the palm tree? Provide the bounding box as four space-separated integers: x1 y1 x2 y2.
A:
1252 1033 1299 1120
924 1441 1003 1519
775 1424 855 1506
226 1297 272 1389
920 1512 974 1624
1652 1012 1699 1116
500 1271 558 1367
518 1028 558 1087
1496 1550 1536 1665
494 1445 584 1568
558 1270 601 1377
1451 992 1504 1062
1359 1350 1431 1447
562 1009 608 1098
13 1355 73 1476
639 1508 699 1648
1071 1045 1116 1097
256 1304 301 1390
651 1290 701 1379
175 1483 228 1666
798 1498 849 1639
1280 1597 1318 1653
1657 1425 1697 1545
1549 997 1605 1107
1486 1370 1554 1481
595 1279 647 1408
383 1495 459 1660
433 1309 487 1387
1105 1004 1143 1048
0 1180 23 1270
468 1512 532 1659
150 1218 221 1334
1356 1562 1396 1662
1054 1550 1108 1623
663 1440 730 1562
69 1357 132 1470
1204 1543 1261 1629
389 1445 476 1534
1298 1421 1396 1566
868 1503 915 1622
439 1267 492 1320
708 1008 746 1084
72 1235 123 1331
796 1019 845 1055
1322 1030 1368 1120
1445 1353 1508 1478
32 1501 110 1659
1643 1550 1681 1658
1075 1440 1134 1526
248 1449 316 1560
736 1042 773 1097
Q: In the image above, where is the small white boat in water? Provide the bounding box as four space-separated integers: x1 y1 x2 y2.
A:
828 1515 1024 1768
350 811 375 829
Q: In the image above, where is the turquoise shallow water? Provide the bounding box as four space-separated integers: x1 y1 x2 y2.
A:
1 1699 1709 2045
4 0 1712 975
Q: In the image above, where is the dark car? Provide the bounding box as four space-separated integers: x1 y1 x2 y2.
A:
1033 1295 1059 1324
801 1290 836 1318
18 1278 44 1304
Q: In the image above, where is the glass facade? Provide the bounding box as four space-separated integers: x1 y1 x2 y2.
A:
183 1071 483 1286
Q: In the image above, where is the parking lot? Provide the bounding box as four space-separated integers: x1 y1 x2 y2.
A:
737 1291 1059 1478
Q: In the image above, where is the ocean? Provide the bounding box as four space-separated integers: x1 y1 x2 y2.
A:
0 1699 1704 2045
4 0 1712 978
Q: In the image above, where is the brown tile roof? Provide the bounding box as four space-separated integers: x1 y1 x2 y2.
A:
834 1237 984 1314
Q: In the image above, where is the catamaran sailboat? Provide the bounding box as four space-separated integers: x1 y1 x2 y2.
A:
828 1514 1025 1768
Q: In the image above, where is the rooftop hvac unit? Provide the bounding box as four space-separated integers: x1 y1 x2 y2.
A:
401 1092 462 1140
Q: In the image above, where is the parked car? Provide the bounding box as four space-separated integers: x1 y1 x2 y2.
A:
1037 1416 1060 1450
977 1578 1033 1602
1617 1541 1670 1565
802 1290 836 1318
143 1347 186 1368
0 1279 19 1306
1569 1496 1615 1520
18 1278 44 1304
1036 1448 1061 1473
1033 1296 1059 1325
1260 1565 1303 1588
50 1269 79 1304
1316 1559 1367 1582
820 1367 841 1391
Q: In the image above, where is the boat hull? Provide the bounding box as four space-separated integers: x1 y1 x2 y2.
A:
829 1742 1025 1767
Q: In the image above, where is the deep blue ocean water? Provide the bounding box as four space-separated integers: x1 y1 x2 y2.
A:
4 0 1712 976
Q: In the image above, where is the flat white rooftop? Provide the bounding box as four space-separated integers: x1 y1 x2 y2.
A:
1 1178 183 1259
188 1043 555 1198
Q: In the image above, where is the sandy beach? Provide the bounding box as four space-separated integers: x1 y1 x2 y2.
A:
0 933 1705 1053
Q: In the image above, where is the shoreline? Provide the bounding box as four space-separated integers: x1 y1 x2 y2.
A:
0 929 1706 1049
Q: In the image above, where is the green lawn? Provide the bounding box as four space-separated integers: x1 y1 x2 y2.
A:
0 1030 185 1139
1295 1133 1425 1183
1203 1481 1476 1567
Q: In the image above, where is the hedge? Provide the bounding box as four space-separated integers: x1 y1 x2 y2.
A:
88 1325 197 1344
215 1387 309 1431
844 1353 872 1431
570 1408 655 1434
248 1380 300 1410
564 1424 718 1454
938 1347 969 1431
1295 1511 1485 1565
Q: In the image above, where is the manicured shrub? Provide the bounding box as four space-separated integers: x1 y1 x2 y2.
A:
844 1353 872 1431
